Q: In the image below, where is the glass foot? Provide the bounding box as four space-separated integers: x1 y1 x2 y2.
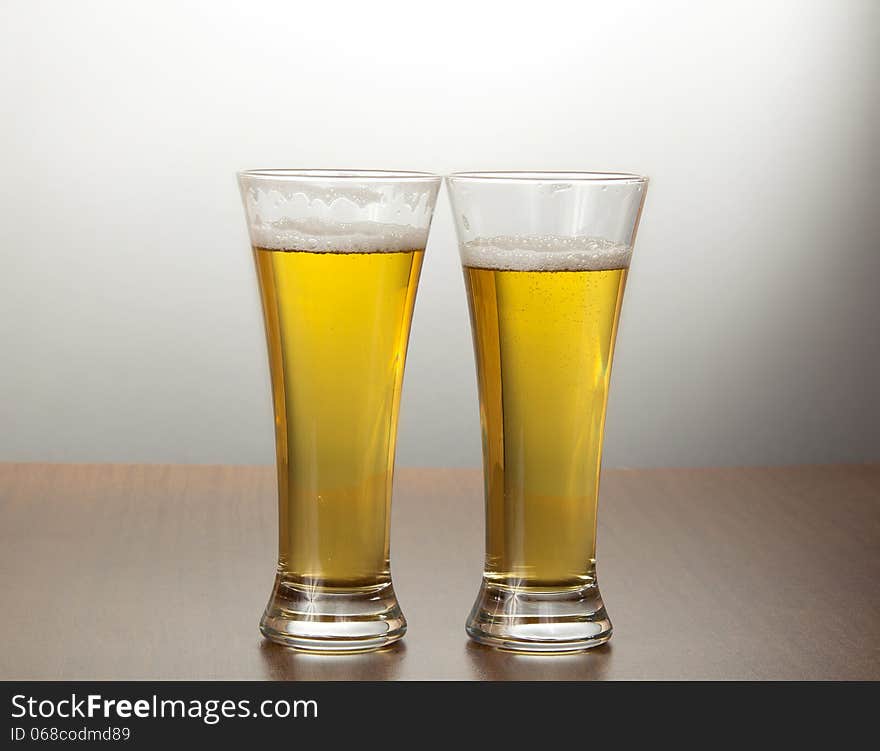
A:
465 580 612 653
260 578 406 654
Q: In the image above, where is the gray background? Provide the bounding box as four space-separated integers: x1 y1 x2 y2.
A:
1 0 878 468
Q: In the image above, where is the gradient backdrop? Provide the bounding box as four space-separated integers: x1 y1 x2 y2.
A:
1 0 878 467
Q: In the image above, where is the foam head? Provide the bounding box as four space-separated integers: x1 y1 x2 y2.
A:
239 172 439 253
460 235 632 271
249 218 429 253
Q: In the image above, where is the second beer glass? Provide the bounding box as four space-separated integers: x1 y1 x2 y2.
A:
239 169 441 653
447 171 648 652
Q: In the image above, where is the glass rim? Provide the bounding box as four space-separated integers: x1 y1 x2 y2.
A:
447 170 649 184
238 168 441 182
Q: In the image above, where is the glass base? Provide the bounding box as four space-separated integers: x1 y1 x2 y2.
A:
465 580 612 653
260 578 406 654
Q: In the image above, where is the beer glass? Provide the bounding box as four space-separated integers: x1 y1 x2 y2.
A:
447 171 648 652
238 169 441 652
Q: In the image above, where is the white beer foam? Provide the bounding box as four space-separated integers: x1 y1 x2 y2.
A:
461 235 632 271
250 218 428 253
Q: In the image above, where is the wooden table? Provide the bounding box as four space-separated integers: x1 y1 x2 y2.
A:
1 464 877 680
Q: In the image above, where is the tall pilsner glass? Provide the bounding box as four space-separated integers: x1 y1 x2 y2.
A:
238 169 441 652
447 171 648 652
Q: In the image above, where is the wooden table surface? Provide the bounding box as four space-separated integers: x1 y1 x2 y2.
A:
1 463 877 681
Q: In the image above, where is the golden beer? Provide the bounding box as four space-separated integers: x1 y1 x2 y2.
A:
449 171 648 652
254 247 424 590
464 261 627 590
239 168 440 652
